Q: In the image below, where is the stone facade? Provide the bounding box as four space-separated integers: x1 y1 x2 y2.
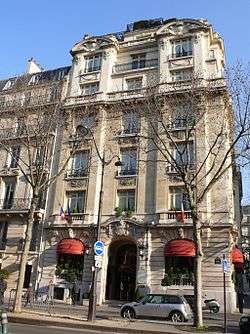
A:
0 18 241 311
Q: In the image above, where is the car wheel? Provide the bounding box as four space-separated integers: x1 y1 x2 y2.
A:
211 306 219 313
170 311 185 323
121 307 136 319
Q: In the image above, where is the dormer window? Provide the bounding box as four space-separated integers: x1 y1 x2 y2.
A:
3 80 13 90
84 54 102 73
28 74 40 85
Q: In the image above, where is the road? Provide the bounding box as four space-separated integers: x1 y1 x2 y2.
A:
9 323 123 334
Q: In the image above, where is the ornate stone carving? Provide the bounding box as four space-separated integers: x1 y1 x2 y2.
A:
158 227 193 243
45 227 91 245
102 219 144 241
67 179 87 189
71 36 119 54
118 177 136 187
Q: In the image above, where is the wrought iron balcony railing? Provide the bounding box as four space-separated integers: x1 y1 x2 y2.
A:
0 198 31 210
65 168 89 178
117 169 137 177
113 58 158 74
170 50 193 59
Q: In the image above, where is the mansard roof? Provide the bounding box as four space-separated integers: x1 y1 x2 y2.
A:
0 66 71 92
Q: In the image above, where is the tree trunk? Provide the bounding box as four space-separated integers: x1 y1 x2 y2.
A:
13 193 39 313
192 215 203 327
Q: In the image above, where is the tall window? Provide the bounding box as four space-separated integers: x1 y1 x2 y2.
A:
23 264 32 288
122 112 139 134
171 103 194 129
172 142 194 168
3 179 16 209
66 191 85 213
30 221 39 251
171 69 193 82
9 146 20 168
118 190 135 211
131 54 146 69
120 149 137 176
82 82 99 95
169 187 190 211
0 222 8 250
70 151 89 177
35 146 47 167
84 54 102 73
126 77 142 91
172 39 193 58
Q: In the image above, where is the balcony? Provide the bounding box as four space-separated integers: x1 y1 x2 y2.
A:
170 51 193 59
65 168 88 179
117 169 137 177
0 198 31 211
113 58 158 74
159 211 192 224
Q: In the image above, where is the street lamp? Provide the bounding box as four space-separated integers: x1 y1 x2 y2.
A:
87 152 123 322
75 124 123 321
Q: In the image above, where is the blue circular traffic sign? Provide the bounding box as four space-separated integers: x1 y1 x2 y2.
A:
94 241 104 256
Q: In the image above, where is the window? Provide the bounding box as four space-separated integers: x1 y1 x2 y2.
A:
9 146 20 168
81 113 96 129
28 74 40 85
171 69 193 82
3 80 14 90
171 103 194 129
66 191 85 213
171 142 194 168
0 222 8 250
126 77 142 91
23 264 32 288
117 190 135 211
131 54 146 69
169 187 190 211
84 54 102 73
146 295 164 304
165 258 194 285
82 82 99 95
122 112 139 134
172 39 193 58
3 180 16 209
120 149 137 175
70 151 89 177
16 119 26 136
30 222 39 251
35 146 47 167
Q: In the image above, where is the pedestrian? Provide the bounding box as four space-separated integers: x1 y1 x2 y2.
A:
0 277 7 307
24 283 33 307
48 279 55 304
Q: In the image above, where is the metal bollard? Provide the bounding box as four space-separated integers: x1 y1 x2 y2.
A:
1 312 8 334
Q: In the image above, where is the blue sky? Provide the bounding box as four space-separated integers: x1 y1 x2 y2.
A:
1 0 250 202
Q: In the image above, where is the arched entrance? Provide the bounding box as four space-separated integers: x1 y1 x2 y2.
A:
105 239 137 301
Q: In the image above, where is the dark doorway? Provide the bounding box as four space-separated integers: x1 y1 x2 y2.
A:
106 240 137 301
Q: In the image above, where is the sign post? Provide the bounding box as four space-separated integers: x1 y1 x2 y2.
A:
222 254 228 333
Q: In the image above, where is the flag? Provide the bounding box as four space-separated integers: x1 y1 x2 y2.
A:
66 202 72 224
59 206 65 220
177 203 185 223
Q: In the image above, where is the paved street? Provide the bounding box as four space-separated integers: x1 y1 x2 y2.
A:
9 323 122 334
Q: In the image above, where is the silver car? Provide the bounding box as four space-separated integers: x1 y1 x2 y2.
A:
120 294 193 322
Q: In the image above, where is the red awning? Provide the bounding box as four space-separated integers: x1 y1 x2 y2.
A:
231 247 244 264
165 239 196 257
57 239 85 255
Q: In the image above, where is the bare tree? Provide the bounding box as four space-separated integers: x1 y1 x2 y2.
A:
0 73 83 312
107 69 250 327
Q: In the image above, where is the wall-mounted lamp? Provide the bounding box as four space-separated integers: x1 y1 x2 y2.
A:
85 245 91 256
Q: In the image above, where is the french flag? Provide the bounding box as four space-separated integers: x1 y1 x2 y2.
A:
177 203 185 223
60 206 65 220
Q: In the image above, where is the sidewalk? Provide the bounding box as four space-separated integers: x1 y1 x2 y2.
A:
8 311 226 334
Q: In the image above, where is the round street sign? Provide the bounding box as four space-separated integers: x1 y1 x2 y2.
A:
94 241 104 256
